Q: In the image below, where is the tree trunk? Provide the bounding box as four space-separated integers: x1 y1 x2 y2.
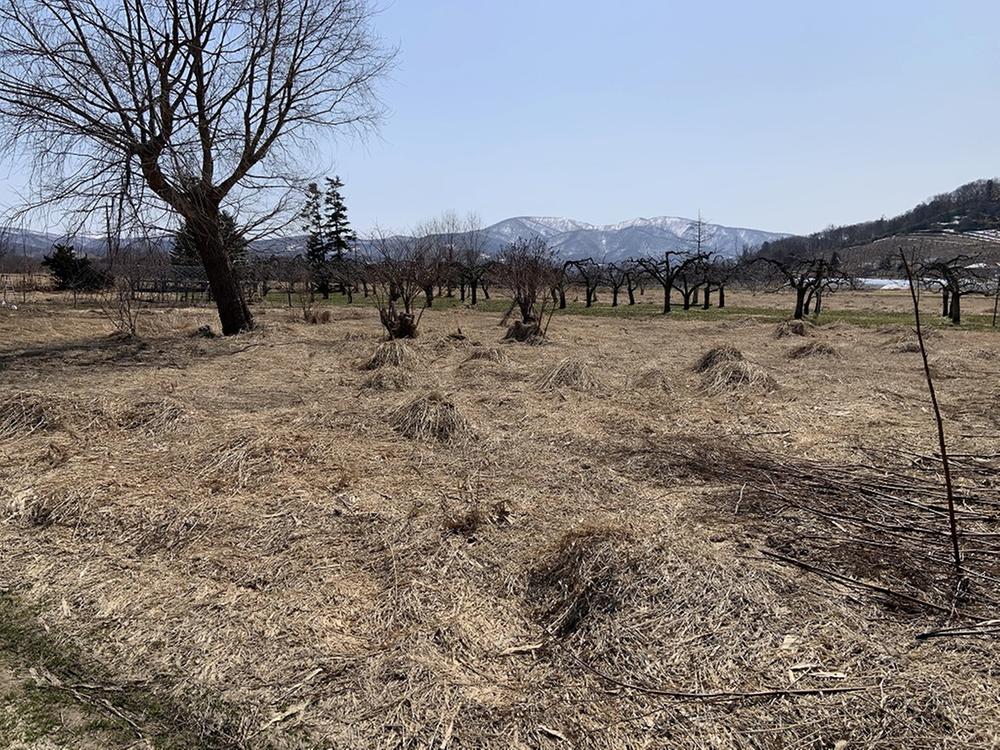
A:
793 286 806 319
612 288 619 307
190 206 253 335
662 283 672 314
814 290 822 316
950 290 961 325
559 287 567 309
942 289 950 317
702 288 711 309
718 285 725 308
424 285 434 308
471 280 478 305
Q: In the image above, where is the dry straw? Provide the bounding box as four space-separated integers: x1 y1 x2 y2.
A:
774 319 814 338
363 340 416 371
536 358 599 392
389 391 471 441
787 341 840 359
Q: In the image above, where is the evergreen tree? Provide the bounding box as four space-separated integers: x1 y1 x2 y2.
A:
171 212 248 267
41 243 108 291
323 176 356 262
302 176 355 298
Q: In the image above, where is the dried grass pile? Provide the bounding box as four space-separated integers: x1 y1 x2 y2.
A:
0 392 56 439
528 527 636 637
363 340 416 371
361 366 412 391
389 391 471 442
895 340 922 353
788 341 840 359
702 359 777 394
306 309 332 325
627 367 674 392
197 431 281 491
774 319 814 338
692 345 744 373
115 398 186 432
463 346 513 366
536 358 599 392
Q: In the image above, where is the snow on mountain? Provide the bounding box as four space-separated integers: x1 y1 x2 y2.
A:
6 215 789 261
480 215 789 261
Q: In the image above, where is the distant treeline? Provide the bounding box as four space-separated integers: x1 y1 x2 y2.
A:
758 178 1000 261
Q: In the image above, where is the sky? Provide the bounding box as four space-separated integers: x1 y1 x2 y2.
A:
2 0 999 236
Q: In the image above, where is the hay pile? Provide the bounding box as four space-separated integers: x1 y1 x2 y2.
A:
694 347 776 394
692 345 744 373
627 367 674 392
529 527 636 637
536 358 599 392
463 346 513 366
306 309 332 325
774 319 814 338
363 340 416 371
361 366 412 391
389 392 471 442
115 398 186 432
787 341 840 359
0 392 55 439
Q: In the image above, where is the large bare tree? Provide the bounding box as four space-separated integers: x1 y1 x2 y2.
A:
0 0 392 334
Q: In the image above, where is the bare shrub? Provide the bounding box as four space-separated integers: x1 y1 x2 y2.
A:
693 345 744 373
494 237 561 342
788 341 840 359
389 392 470 442
536 358 599 392
363 340 416 371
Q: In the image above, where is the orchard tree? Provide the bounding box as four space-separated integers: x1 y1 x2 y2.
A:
171 211 247 267
0 0 392 335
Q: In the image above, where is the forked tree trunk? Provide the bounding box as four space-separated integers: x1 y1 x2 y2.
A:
189 205 253 335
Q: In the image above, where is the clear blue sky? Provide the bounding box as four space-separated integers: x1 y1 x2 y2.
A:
3 0 998 236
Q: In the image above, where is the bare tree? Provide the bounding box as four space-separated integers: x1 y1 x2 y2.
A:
457 213 490 305
751 256 848 320
636 250 709 314
364 230 429 339
493 237 561 342
0 0 393 335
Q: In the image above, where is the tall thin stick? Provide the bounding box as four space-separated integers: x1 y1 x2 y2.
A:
899 250 962 577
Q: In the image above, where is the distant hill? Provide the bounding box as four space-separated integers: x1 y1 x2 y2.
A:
758 178 1000 268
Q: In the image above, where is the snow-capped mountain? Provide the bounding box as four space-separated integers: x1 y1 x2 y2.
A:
478 216 789 261
5 215 788 261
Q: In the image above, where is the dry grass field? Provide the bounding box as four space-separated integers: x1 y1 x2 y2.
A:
3 291 1000 749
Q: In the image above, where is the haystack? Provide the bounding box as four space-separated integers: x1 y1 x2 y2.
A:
463 347 513 366
693 345 744 373
627 367 674 392
0 392 59 439
787 341 840 359
390 392 470 442
363 340 416 371
361 366 412 391
702 359 777 394
529 528 636 637
774 319 814 338
536 358 599 392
